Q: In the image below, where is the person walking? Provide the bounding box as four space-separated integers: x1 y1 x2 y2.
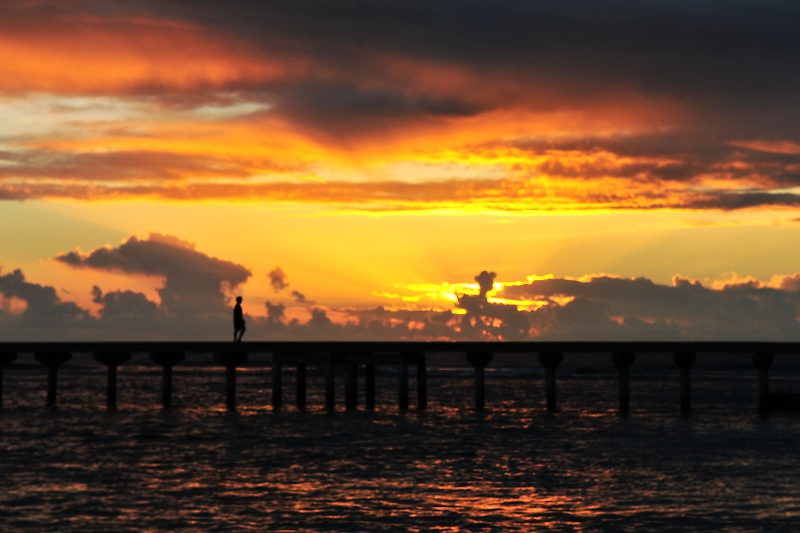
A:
233 296 246 342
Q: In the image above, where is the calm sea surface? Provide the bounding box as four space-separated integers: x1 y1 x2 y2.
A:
2 356 800 532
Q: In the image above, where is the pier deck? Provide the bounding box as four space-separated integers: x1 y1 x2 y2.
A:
1 341 798 412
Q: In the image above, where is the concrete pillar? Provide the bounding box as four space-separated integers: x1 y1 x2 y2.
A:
611 352 635 414
365 363 376 410
417 356 427 410
94 352 132 410
0 352 17 407
325 361 335 412
673 352 696 413
35 352 71 407
398 362 409 411
149 351 185 409
752 353 774 412
345 363 358 410
213 352 248 410
466 351 493 411
538 352 563 411
296 363 306 410
272 361 282 410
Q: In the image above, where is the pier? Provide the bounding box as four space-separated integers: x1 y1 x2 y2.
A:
0 341 797 413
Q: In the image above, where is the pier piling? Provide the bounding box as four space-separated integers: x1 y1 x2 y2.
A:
273 352 342 411
752 353 774 411
466 351 493 411
538 352 564 411
94 352 131 410
214 352 248 410
296 363 306 410
35 352 71 407
673 352 696 413
4 341 799 415
0 352 17 407
398 362 409 411
149 351 184 409
365 363 376 410
611 352 635 414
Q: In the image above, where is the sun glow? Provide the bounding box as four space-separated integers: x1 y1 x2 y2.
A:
1 1 799 341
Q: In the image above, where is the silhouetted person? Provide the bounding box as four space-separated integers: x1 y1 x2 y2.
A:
233 296 246 342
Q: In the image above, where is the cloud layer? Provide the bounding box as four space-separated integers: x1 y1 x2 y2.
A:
0 1 798 210
3 234 800 340
55 234 251 315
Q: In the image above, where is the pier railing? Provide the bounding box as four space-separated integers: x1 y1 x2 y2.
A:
1 341 797 413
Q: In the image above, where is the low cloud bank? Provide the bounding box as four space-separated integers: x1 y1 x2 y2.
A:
55 234 251 316
2 239 800 340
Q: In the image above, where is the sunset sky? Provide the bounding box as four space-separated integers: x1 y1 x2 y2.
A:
2 0 800 341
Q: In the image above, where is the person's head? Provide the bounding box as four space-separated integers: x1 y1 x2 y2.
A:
236 296 242 304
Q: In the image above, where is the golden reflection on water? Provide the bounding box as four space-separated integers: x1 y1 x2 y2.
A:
3 365 800 530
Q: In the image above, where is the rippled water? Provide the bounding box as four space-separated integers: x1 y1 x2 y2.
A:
2 356 800 531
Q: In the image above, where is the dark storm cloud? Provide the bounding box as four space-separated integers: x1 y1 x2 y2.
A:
10 0 791 137
165 0 800 80
55 234 251 315
272 85 487 136
2 1 798 207
0 269 90 326
149 0 800 132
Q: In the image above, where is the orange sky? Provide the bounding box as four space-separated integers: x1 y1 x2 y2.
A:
1 1 800 340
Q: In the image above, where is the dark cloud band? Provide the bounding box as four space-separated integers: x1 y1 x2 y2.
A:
55 234 251 315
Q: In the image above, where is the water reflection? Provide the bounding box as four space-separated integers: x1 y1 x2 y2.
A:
1 364 800 530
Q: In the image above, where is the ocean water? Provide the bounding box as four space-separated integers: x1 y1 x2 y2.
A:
2 355 800 532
